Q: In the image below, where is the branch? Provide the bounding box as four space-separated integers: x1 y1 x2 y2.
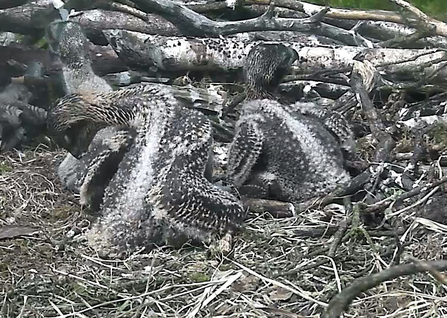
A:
351 60 385 139
322 259 447 318
389 0 447 37
299 0 407 24
130 0 328 36
351 60 396 162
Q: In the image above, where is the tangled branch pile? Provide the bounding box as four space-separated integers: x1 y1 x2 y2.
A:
1 0 447 317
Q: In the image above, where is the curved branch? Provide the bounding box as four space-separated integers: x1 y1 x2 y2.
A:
322 260 447 318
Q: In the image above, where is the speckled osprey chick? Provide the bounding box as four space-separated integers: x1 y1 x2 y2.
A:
226 43 352 202
48 84 245 257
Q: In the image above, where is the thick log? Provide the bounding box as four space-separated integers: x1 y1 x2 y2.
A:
0 0 108 36
70 9 180 44
0 0 53 36
104 31 447 83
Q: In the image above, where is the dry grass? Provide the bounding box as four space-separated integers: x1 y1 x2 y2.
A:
1 147 447 318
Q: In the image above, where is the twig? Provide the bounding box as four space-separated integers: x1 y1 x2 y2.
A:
364 175 447 214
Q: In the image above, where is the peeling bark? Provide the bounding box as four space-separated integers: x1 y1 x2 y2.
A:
70 9 180 44
104 31 447 84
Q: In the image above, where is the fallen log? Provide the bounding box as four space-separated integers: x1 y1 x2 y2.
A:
104 30 447 84
0 0 53 36
70 9 180 44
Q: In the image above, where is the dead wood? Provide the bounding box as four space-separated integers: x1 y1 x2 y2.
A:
2 1 447 317
0 3 179 42
389 0 447 38
351 60 386 141
364 175 447 214
243 198 295 218
103 31 447 84
322 259 447 318
295 0 406 25
0 0 54 36
70 9 180 44
130 0 328 37
243 4 374 46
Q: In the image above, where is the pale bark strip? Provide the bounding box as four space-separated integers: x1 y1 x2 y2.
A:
104 31 447 83
299 0 405 24
279 80 349 99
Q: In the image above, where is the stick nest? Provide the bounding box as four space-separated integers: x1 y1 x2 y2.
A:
1 144 447 317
